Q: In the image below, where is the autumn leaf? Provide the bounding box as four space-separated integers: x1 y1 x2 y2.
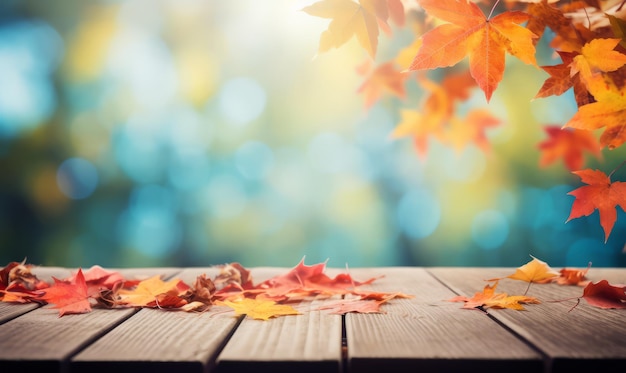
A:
303 0 380 58
357 60 408 108
571 38 626 88
564 75 626 150
38 268 92 317
448 281 540 311
445 109 500 154
537 126 602 171
409 0 538 101
117 275 190 308
567 168 626 242
581 279 626 309
502 256 559 284
554 263 591 286
217 298 300 320
317 298 384 314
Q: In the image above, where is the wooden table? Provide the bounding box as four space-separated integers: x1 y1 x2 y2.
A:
1 266 625 373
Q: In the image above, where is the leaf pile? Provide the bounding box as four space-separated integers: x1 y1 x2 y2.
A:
450 256 626 311
0 258 411 319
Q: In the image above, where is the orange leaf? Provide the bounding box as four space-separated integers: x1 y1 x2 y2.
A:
564 75 626 150
118 275 190 308
567 169 626 242
554 263 591 286
503 256 559 283
445 109 500 153
357 61 408 108
217 298 300 320
409 0 537 101
448 281 540 310
537 126 602 171
571 38 626 87
303 0 380 58
317 298 384 314
39 268 92 317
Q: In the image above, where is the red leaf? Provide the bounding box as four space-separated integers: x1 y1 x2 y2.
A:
39 268 92 317
582 280 626 309
567 169 626 242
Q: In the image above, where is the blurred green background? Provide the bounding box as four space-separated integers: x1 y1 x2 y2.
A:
1 0 625 269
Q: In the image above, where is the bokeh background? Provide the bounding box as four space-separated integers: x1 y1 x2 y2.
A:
1 0 625 268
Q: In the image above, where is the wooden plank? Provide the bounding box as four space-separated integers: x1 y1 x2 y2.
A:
71 267 240 373
428 267 626 373
345 267 544 373
0 266 72 324
215 267 343 373
0 267 181 372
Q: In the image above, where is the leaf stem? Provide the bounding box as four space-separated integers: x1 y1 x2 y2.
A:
608 160 626 180
523 280 532 296
487 0 502 19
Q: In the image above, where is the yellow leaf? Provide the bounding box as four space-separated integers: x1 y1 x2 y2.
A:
118 275 187 307
506 256 559 283
217 298 300 321
303 0 379 57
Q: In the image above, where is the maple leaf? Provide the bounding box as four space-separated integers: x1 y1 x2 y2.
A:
537 126 602 171
567 168 626 242
448 281 540 310
303 0 380 58
217 298 300 320
502 255 559 284
564 74 626 150
357 60 408 108
317 298 384 314
581 279 626 309
554 263 591 286
571 38 626 88
409 0 538 101
445 109 501 153
38 268 92 317
527 1 581 51
117 275 190 308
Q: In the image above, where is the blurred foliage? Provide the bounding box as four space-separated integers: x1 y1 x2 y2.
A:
0 0 625 268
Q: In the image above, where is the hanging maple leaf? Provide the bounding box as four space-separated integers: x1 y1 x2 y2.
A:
303 0 380 58
570 38 626 88
117 275 190 308
409 0 538 101
567 168 626 242
537 126 602 171
38 268 92 317
356 60 408 108
534 51 595 106
581 279 626 309
564 74 626 150
217 298 300 321
448 281 540 311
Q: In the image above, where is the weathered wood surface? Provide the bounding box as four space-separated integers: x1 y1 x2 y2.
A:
0 266 625 373
428 267 626 373
346 267 543 373
214 267 343 373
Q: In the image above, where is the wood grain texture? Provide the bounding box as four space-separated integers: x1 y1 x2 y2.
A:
215 267 343 373
71 267 237 373
0 267 180 372
428 267 626 373
345 267 543 373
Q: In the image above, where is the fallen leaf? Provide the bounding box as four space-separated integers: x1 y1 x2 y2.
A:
39 269 92 317
118 275 190 308
554 263 591 286
217 298 300 320
409 0 537 101
501 256 559 284
567 169 626 242
581 280 626 309
448 281 540 311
